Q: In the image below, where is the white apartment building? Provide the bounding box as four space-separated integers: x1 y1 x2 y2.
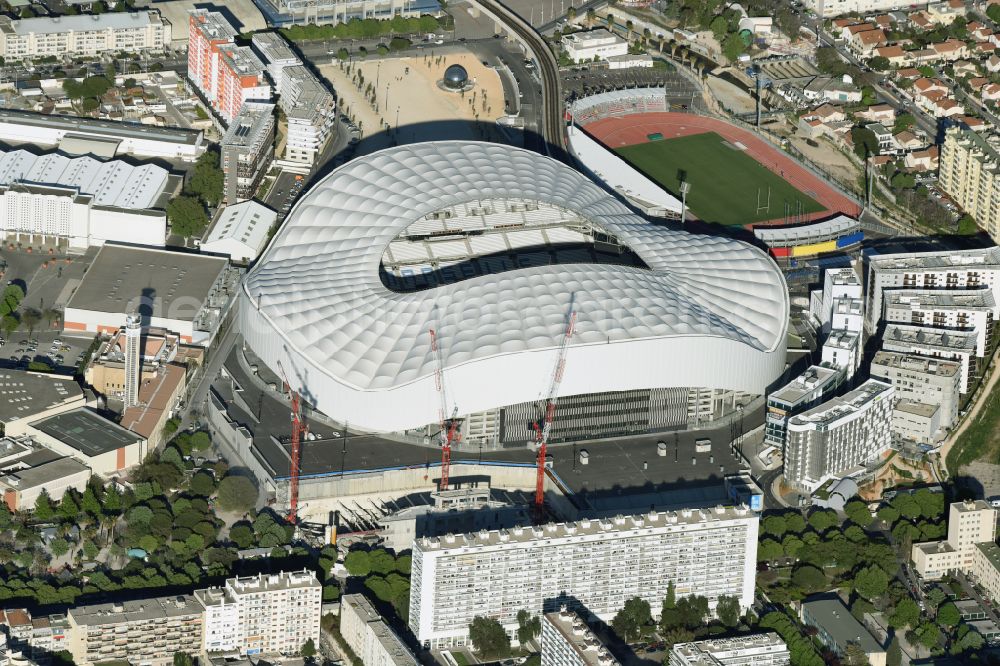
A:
871 351 962 441
221 102 275 205
765 365 842 449
669 634 790 666
801 0 912 18
195 569 321 657
882 323 978 393
784 379 894 492
562 29 628 63
865 246 1000 334
912 500 997 579
883 289 996 357
940 127 1000 243
821 330 862 379
266 0 434 27
251 32 336 166
971 542 1000 605
409 507 759 649
810 267 863 336
340 595 419 666
0 11 169 59
542 608 619 666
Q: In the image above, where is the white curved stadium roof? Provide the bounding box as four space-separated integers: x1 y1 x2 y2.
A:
241 141 788 433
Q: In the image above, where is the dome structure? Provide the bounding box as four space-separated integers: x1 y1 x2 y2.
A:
241 141 789 433
442 64 469 89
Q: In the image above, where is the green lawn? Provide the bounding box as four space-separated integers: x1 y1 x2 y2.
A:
615 132 826 226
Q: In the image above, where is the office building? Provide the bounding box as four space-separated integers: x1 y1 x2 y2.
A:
195 569 321 657
871 351 962 443
0 435 90 511
66 595 203 666
865 246 1000 334
251 32 336 166
881 323 978 393
764 365 841 449
913 500 997 579
0 11 169 60
668 634 790 666
0 147 172 252
260 0 439 27
541 607 619 666
340 595 420 666
784 379 893 492
201 200 277 263
64 244 239 347
562 29 628 63
940 127 1000 242
187 10 271 122
409 507 759 648
800 597 886 666
221 102 275 204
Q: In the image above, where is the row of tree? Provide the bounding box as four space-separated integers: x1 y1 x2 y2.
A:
280 15 442 42
167 150 224 239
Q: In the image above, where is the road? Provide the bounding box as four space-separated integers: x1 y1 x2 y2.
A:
179 302 241 430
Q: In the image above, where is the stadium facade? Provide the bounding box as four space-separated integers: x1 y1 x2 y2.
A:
240 142 789 443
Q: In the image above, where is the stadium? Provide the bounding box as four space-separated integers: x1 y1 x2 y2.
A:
240 141 789 445
569 89 861 227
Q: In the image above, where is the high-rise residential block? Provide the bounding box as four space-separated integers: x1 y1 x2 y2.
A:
409 507 758 649
883 289 996 356
0 11 169 60
913 500 997 579
668 634 790 666
940 127 1000 242
221 102 275 204
541 608 619 666
881 323 978 393
195 569 321 657
784 379 894 492
870 351 962 443
340 594 420 666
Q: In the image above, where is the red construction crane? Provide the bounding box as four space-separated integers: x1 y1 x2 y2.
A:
531 311 577 510
277 361 306 524
429 327 460 491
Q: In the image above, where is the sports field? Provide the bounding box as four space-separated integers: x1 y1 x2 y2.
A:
615 132 825 226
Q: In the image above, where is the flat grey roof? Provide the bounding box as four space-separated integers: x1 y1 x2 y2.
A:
0 109 202 146
802 597 884 654
32 408 144 457
65 245 227 320
1 456 88 489
0 371 83 424
69 594 201 626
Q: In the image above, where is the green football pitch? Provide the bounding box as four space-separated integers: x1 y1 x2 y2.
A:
615 132 826 226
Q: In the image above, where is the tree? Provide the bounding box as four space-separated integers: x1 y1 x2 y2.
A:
716 595 740 627
49 538 70 557
892 494 922 520
20 308 40 335
893 113 916 134
791 565 827 593
469 616 510 658
877 506 900 524
989 3 1000 22
889 598 920 629
937 601 960 628
167 196 209 238
851 127 880 159
517 609 541 645
783 535 804 558
344 550 371 577
722 32 743 62
612 596 651 641
845 501 873 527
189 471 216 497
35 490 55 520
186 150 224 207
216 475 257 513
80 485 102 516
676 595 709 629
785 513 806 533
369 548 396 575
1 313 18 337
173 653 194 666
855 565 889 601
160 446 184 472
190 431 211 451
762 515 787 537
868 56 890 71
914 489 944 519
758 538 784 561
229 523 254 549
301 638 316 658
844 641 870 666
710 15 728 40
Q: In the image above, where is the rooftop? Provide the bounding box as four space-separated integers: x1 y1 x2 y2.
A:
0 371 83 424
789 379 892 429
415 506 755 551
31 407 144 457
801 596 884 654
824 329 860 349
65 244 228 321
753 214 859 246
280 65 335 123
221 102 274 149
826 267 861 286
883 323 978 353
69 594 201 626
868 243 1000 272
977 543 1000 574
119 363 186 439
562 28 625 47
188 8 237 41
341 595 419 666
885 288 996 311
202 200 276 258
0 455 88 491
769 365 841 407
251 31 300 64
895 399 938 418
670 633 788 666
0 109 203 147
1 10 162 35
871 350 961 377
218 44 266 78
544 608 619 666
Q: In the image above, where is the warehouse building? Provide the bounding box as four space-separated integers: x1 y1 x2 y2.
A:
221 102 275 204
0 371 89 437
0 147 174 251
0 110 206 161
783 379 894 492
0 11 170 60
24 408 147 476
63 244 240 347
200 200 276 263
0 435 90 511
409 507 758 648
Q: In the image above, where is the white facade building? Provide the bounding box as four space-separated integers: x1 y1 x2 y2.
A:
669 634 790 666
409 507 759 648
542 608 619 666
913 500 997 579
201 201 276 263
123 312 141 408
0 11 169 59
784 379 894 492
195 570 321 657
810 267 863 336
883 289 996 357
882 323 978 393
340 595 419 666
801 0 913 17
871 350 962 443
562 29 628 63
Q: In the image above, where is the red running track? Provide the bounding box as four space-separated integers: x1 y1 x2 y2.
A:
583 112 861 226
